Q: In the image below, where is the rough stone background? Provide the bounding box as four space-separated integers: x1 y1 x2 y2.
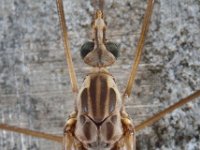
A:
0 0 200 150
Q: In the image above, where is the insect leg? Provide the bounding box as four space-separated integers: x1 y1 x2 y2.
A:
124 133 135 150
63 114 77 150
56 0 79 93
0 123 62 143
123 0 155 98
135 90 200 131
121 116 136 150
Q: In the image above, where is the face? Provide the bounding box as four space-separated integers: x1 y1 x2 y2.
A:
0 0 199 149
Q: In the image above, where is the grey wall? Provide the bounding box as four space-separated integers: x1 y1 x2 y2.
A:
0 0 200 149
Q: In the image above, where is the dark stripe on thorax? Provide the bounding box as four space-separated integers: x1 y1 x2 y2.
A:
106 122 114 140
100 76 108 117
83 122 91 140
81 88 88 113
109 88 116 113
96 76 101 117
89 76 98 117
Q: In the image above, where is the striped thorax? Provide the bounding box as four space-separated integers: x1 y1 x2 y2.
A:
75 69 124 149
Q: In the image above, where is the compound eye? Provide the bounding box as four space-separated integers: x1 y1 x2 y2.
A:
105 42 120 59
80 41 94 59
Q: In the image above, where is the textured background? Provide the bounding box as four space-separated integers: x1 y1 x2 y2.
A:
0 0 200 150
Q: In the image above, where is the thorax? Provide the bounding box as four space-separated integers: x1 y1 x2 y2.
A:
76 70 122 122
75 70 124 149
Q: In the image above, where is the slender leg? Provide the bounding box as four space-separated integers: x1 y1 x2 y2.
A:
0 123 62 143
135 90 200 131
124 132 136 150
63 130 75 150
56 0 79 93
123 0 155 97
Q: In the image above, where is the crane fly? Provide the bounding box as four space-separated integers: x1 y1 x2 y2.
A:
0 0 200 149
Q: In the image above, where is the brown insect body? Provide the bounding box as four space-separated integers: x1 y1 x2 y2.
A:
64 9 135 150
75 70 124 149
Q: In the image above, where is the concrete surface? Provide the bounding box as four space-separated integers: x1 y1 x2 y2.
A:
0 0 200 149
